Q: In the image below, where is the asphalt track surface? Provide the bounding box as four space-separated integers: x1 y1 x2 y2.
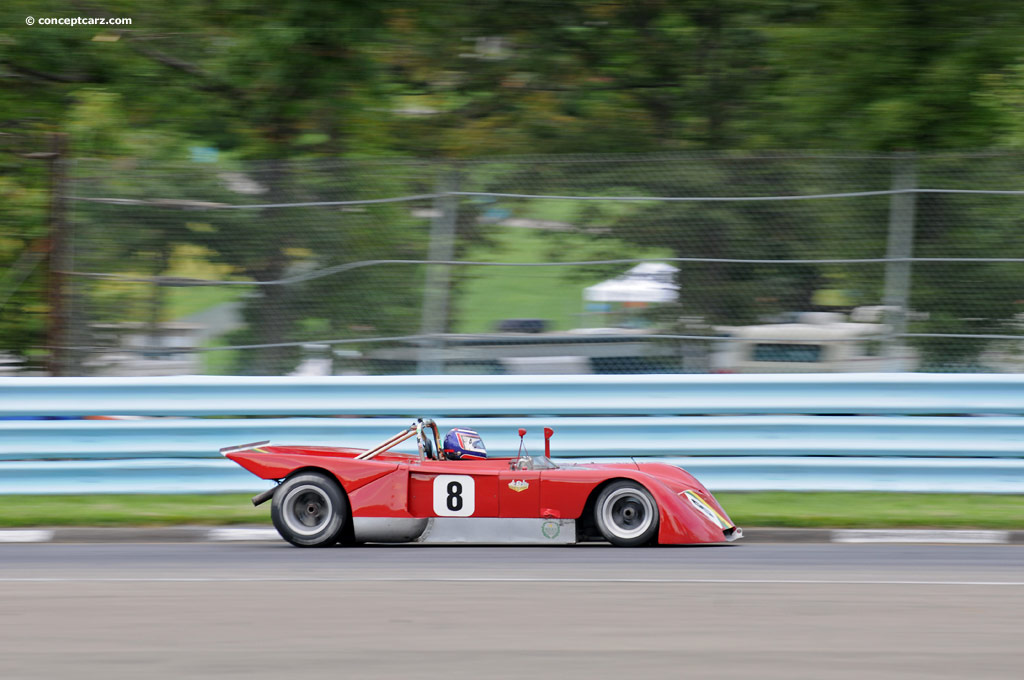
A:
1 543 1022 680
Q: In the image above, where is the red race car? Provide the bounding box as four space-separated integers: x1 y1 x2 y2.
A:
221 418 742 548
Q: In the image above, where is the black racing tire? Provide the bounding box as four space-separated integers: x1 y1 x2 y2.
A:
593 480 660 547
271 472 349 547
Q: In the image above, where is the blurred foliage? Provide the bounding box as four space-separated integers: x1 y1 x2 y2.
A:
3 0 1024 371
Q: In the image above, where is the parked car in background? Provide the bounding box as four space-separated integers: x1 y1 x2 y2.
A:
712 310 919 373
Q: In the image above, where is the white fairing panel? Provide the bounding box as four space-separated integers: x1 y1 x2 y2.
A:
352 517 430 543
351 517 577 545
418 518 576 545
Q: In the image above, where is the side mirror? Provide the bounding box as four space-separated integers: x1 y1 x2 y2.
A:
515 427 528 467
544 427 554 458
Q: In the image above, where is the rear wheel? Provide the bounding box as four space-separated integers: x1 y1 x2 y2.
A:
593 481 659 547
271 472 348 547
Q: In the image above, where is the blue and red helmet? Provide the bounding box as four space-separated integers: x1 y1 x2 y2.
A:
442 428 487 460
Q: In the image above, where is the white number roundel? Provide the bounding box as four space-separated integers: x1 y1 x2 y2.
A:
432 475 475 517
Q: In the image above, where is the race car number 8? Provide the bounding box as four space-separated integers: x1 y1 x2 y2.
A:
432 475 475 517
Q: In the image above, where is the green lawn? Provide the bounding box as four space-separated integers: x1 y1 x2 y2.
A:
1 492 1020 529
198 335 240 375
166 286 242 320
453 226 671 333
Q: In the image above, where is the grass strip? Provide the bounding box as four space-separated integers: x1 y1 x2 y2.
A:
717 492 1024 529
0 494 270 528
0 492 1020 529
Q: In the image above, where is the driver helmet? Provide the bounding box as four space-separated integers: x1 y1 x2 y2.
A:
442 427 487 460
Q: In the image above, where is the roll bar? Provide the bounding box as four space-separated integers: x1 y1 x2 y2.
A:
355 418 441 461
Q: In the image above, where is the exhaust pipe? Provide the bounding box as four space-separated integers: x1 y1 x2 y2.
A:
251 486 277 507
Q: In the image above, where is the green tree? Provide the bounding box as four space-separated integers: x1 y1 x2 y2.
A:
763 0 1024 150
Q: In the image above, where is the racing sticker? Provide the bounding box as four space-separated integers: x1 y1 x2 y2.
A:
683 490 732 529
433 475 475 517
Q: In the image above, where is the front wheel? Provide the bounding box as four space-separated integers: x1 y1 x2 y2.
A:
593 481 659 547
271 472 348 547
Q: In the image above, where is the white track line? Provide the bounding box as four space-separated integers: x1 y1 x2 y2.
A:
0 577 1022 586
0 530 54 543
205 528 280 541
833 530 1010 544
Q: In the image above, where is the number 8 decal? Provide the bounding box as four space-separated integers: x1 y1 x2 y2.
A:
433 475 475 517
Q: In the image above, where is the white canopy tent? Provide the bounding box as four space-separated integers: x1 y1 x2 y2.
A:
583 263 679 303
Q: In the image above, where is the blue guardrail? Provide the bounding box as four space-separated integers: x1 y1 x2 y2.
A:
1 374 1022 494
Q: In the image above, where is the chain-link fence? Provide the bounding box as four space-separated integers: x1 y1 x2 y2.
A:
18 152 1024 375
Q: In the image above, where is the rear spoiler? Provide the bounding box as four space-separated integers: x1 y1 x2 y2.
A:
219 440 270 454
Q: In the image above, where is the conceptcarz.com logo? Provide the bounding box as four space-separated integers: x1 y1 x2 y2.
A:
26 16 133 27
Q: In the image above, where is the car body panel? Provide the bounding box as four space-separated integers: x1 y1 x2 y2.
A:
346 468 412 518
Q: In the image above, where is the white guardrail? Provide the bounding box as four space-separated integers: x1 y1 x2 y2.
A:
1 374 1022 494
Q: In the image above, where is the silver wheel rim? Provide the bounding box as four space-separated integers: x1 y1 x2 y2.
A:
600 487 655 540
281 484 334 537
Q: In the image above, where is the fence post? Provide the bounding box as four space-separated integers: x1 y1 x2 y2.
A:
45 133 72 377
882 152 917 370
417 170 459 374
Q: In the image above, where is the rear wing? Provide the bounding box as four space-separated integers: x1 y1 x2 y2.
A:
219 441 270 455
